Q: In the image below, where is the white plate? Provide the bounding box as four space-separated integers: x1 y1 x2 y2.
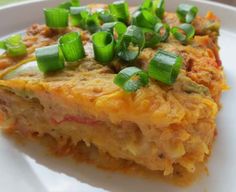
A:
0 0 236 191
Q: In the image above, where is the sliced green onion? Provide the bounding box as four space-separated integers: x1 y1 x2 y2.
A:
5 35 27 57
154 0 165 19
148 50 182 85
171 24 195 44
58 0 80 10
71 0 80 6
70 6 89 28
116 25 145 62
58 2 72 10
92 31 115 63
86 13 101 34
97 9 115 23
132 10 160 29
140 0 153 11
142 28 161 48
109 1 130 24
59 32 85 62
36 45 65 73
44 8 69 28
154 23 170 42
0 41 6 50
114 67 149 92
101 22 127 39
176 4 198 23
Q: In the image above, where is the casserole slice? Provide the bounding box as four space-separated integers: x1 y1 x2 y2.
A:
0 2 225 183
0 60 218 176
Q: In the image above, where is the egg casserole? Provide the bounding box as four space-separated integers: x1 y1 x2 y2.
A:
0 1 226 183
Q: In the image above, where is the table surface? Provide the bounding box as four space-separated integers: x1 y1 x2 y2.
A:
0 0 236 6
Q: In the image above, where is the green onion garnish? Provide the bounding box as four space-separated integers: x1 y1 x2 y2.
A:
154 23 170 42
4 34 27 57
71 0 80 6
132 10 160 29
140 0 153 11
86 13 101 34
58 2 72 10
114 67 149 92
58 0 80 10
36 45 65 73
44 8 69 28
142 28 161 48
154 0 165 19
109 1 130 24
101 22 127 39
148 50 182 85
59 32 85 62
70 6 89 28
176 4 198 23
92 31 115 63
171 23 195 44
116 25 145 62
0 41 6 50
97 9 115 23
